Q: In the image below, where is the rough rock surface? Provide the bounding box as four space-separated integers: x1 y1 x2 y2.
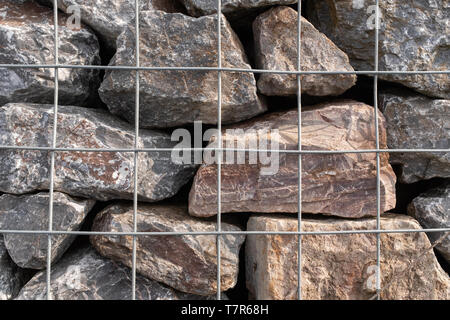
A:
16 246 214 300
246 214 450 300
253 6 356 96
90 203 245 295
306 0 450 99
99 11 266 128
0 237 27 300
0 192 95 269
38 0 184 51
0 103 197 201
408 182 450 264
379 90 450 183
181 0 297 16
189 100 396 218
0 0 100 106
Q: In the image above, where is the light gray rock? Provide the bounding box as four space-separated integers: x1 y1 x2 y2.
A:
90 203 245 295
247 214 450 300
253 6 356 96
408 181 450 264
0 192 95 269
306 0 450 99
99 11 266 128
181 0 297 16
37 0 184 52
379 90 450 183
0 103 197 201
0 0 100 106
0 237 27 300
16 246 215 300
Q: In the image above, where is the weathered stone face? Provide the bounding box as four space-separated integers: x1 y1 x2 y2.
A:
16 246 215 300
253 6 356 96
379 90 450 183
0 192 95 269
0 0 100 106
246 214 450 300
0 237 28 300
189 100 396 218
306 0 450 99
408 181 450 264
90 203 245 295
38 0 184 51
0 103 197 201
99 11 266 128
181 0 297 16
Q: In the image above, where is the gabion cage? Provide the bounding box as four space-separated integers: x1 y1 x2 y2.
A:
0 0 449 300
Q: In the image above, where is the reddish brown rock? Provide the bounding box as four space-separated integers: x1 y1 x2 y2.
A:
246 214 450 300
90 203 245 295
189 100 396 218
253 6 356 97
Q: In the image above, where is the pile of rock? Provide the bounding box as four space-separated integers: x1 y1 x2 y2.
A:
0 0 448 300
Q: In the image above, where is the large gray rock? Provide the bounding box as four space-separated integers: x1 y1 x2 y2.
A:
253 6 356 96
306 0 450 99
0 103 197 201
0 192 95 269
0 0 100 106
16 246 214 300
90 203 245 295
38 0 184 52
181 0 297 16
408 181 450 264
0 237 27 300
189 100 397 218
379 90 450 183
247 214 450 300
99 11 266 128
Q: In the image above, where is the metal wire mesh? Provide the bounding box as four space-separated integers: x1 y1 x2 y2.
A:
0 0 448 301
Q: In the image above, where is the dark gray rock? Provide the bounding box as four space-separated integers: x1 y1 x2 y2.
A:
306 0 450 99
91 203 245 295
0 192 95 269
408 181 450 263
16 246 215 300
253 6 356 96
37 0 184 52
181 0 297 16
99 11 266 128
379 90 450 183
0 0 100 106
0 103 197 201
0 237 28 300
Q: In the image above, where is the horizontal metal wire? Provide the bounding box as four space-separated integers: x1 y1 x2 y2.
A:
0 145 448 154
0 63 449 75
0 228 448 236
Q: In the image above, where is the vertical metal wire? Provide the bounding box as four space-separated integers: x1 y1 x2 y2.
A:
373 0 382 300
216 0 222 301
296 0 303 301
46 0 59 300
131 0 140 301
